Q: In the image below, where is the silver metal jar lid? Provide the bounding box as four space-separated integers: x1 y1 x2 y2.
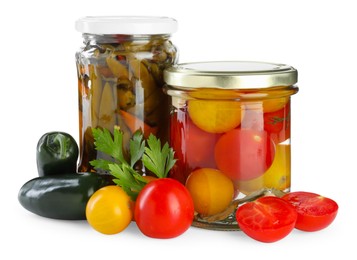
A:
164 61 298 89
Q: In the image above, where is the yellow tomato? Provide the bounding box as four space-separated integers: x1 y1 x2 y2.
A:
86 185 132 235
262 97 289 113
244 97 289 114
188 100 243 133
263 144 291 190
185 168 234 216
236 144 290 195
235 175 264 195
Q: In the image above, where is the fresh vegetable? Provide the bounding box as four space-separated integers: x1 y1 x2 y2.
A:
90 127 194 238
185 168 234 216
86 185 132 235
236 196 297 243
188 100 242 133
36 131 79 176
135 178 194 239
282 191 338 231
18 172 112 220
90 128 148 200
215 128 275 181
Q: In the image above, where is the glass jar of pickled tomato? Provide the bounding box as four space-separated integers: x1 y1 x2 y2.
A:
164 61 299 230
75 16 178 173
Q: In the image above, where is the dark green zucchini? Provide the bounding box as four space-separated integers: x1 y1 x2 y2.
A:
18 172 113 220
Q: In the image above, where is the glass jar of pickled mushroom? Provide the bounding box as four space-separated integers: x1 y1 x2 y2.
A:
75 16 178 173
164 61 299 230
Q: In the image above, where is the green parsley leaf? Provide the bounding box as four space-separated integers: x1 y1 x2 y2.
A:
90 158 113 172
92 127 127 165
129 130 146 168
90 127 177 201
109 163 147 201
142 134 176 178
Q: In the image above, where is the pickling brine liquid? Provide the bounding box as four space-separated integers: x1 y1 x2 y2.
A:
76 34 178 173
168 95 291 229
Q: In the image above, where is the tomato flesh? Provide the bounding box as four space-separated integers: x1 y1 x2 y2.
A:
236 196 297 243
135 178 194 239
282 191 338 232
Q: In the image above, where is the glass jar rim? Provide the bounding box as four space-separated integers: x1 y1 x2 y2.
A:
164 61 298 89
75 16 178 35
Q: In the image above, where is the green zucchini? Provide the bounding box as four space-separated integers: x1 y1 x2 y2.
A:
18 172 113 220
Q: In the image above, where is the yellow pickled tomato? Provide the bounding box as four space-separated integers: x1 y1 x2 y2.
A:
244 97 289 114
236 144 291 195
86 185 132 235
263 144 291 189
185 168 234 216
262 97 289 113
188 100 243 133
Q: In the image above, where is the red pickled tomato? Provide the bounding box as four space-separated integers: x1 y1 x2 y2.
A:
169 112 187 184
215 128 275 181
185 118 220 169
264 101 291 143
170 111 220 183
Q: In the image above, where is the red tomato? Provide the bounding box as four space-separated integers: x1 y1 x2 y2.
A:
185 118 219 169
282 191 338 232
236 196 297 243
170 111 220 184
215 129 275 181
134 178 194 239
169 112 187 184
264 101 290 143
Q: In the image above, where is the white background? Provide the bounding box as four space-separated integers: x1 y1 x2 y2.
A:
1 0 356 259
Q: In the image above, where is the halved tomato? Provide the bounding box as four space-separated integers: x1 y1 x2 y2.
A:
236 196 297 243
282 191 338 232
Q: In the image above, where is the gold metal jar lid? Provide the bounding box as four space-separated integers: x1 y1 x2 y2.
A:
164 61 298 89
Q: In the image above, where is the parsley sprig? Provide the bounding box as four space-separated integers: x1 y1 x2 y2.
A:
142 135 176 179
90 127 176 200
